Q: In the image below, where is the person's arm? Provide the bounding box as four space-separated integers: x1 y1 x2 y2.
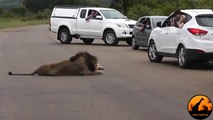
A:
86 14 92 21
178 15 186 28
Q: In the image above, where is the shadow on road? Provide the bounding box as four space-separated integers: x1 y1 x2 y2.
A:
48 42 130 47
161 60 213 70
70 43 129 47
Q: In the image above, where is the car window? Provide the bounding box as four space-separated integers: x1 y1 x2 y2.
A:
135 18 141 26
100 10 126 19
162 18 171 27
145 18 151 29
184 14 192 23
196 14 213 27
86 9 102 20
162 13 191 27
80 9 87 18
152 18 166 28
136 18 146 26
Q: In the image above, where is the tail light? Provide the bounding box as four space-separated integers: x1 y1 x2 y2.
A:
195 50 205 54
187 28 208 36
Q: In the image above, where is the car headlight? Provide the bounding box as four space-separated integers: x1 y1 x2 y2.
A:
117 23 128 28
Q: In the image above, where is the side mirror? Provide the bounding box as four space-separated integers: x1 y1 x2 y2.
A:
157 22 162 27
96 15 103 20
146 25 151 29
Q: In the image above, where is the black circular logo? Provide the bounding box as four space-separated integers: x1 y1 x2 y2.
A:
188 94 212 120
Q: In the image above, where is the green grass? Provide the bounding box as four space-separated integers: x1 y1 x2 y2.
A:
0 18 48 30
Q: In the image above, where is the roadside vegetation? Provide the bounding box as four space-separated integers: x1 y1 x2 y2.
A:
0 7 49 29
0 1 50 30
0 0 212 29
111 0 213 20
0 18 48 30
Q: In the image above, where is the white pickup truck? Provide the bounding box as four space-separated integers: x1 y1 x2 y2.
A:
49 6 136 46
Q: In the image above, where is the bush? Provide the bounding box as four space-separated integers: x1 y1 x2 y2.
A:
34 9 51 20
2 11 14 18
21 9 51 21
9 6 28 17
127 4 151 20
0 7 4 16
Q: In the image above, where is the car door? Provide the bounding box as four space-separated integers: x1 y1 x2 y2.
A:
165 26 180 54
156 18 180 53
162 12 191 54
133 17 144 45
77 9 103 37
134 17 151 46
141 18 152 46
154 26 170 53
77 9 89 35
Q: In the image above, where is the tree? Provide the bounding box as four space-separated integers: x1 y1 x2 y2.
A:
110 0 123 13
0 7 4 16
110 0 131 15
127 4 151 20
195 0 213 9
23 0 50 13
122 0 128 15
49 0 100 8
9 6 28 17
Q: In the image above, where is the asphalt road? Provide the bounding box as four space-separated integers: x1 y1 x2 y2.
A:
0 25 212 120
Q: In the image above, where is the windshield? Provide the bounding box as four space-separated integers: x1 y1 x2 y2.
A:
100 10 126 19
196 14 213 27
152 18 166 28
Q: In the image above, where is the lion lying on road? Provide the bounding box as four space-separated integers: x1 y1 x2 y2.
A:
8 51 104 76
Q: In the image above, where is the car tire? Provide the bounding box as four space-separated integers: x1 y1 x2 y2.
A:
59 29 72 44
82 39 94 45
178 45 190 68
103 30 119 46
148 41 163 62
126 39 132 46
132 37 139 50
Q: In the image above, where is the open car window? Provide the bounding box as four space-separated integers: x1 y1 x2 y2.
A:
87 10 101 19
162 12 191 27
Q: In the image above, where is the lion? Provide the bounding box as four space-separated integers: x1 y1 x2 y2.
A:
8 51 104 76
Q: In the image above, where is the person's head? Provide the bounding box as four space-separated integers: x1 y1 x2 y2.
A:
170 17 176 26
91 11 95 14
174 10 182 18
91 11 98 16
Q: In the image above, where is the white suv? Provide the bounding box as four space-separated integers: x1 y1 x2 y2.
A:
148 9 213 68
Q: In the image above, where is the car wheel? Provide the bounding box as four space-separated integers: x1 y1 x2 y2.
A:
59 29 72 44
126 39 132 46
103 30 119 46
148 41 163 62
132 37 139 50
82 39 94 45
178 45 190 68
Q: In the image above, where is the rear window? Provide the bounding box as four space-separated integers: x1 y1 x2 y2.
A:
196 14 213 27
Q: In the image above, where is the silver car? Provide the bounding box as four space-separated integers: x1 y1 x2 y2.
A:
132 16 167 49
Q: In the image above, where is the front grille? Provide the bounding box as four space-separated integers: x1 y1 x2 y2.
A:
128 24 135 28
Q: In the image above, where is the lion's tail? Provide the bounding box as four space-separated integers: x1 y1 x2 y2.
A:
8 71 36 76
